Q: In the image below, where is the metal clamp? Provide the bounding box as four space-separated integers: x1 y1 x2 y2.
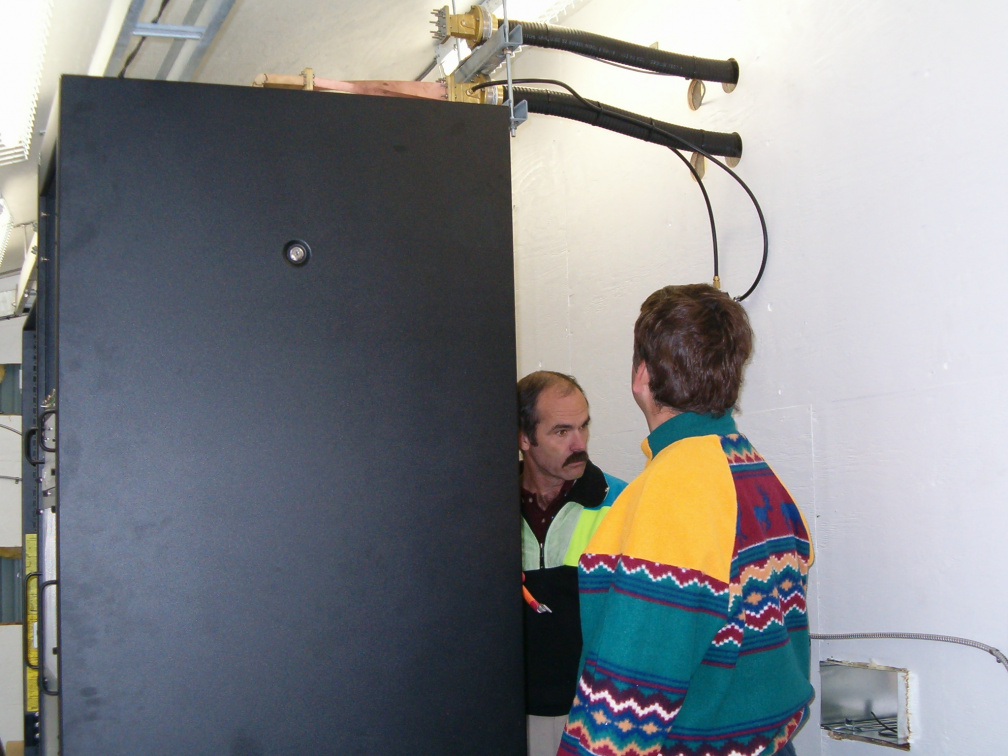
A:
455 22 523 83
508 98 529 132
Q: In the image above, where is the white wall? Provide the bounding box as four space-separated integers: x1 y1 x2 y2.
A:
0 415 22 746
511 1 1008 753
0 314 25 745
0 317 27 549
0 414 21 547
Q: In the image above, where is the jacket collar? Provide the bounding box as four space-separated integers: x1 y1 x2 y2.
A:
643 411 738 459
564 458 609 509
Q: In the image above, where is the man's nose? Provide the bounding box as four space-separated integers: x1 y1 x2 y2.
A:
570 431 588 452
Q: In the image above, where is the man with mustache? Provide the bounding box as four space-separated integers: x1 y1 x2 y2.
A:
518 371 626 756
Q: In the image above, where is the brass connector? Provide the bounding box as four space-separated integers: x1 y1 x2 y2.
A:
434 4 497 46
252 67 315 90
446 74 501 105
431 6 450 42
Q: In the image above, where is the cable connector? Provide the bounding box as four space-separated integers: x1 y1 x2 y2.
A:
432 4 496 46
431 6 449 42
446 74 500 105
252 67 315 90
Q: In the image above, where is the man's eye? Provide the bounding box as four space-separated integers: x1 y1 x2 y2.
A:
557 430 568 437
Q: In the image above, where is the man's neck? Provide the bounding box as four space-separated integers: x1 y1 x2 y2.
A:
521 467 568 510
645 404 680 432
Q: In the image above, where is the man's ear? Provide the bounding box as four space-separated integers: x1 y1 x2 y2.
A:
631 360 650 399
519 431 533 453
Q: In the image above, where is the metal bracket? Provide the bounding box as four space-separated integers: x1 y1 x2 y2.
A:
133 23 203 40
455 22 523 83
102 0 237 81
509 98 529 133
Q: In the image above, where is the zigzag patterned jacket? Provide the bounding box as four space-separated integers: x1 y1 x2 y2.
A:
559 412 814 756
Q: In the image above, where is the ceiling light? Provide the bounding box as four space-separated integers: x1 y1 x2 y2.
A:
0 0 54 166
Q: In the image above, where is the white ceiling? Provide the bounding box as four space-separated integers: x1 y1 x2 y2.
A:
0 0 451 276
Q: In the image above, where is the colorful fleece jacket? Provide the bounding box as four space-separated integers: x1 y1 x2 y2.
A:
559 412 814 756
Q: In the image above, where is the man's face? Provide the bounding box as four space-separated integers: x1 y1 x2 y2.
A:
520 385 591 485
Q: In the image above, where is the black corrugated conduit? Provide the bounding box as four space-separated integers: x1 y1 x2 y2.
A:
513 87 742 159
506 84 722 282
509 21 739 86
473 77 767 300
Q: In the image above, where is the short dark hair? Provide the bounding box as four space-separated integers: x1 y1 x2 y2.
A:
633 284 753 416
517 371 586 445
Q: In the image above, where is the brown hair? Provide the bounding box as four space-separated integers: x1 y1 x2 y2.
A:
517 371 586 445
633 284 753 416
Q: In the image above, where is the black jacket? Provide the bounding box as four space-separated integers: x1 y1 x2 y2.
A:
522 460 614 716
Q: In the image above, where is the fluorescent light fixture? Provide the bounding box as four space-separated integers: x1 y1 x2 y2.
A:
0 198 12 272
0 0 54 166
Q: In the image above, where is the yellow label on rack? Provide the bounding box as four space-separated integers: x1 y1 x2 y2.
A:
24 532 36 571
25 533 39 714
26 669 38 714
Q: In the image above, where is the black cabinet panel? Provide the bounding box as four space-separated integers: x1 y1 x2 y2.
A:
40 76 522 755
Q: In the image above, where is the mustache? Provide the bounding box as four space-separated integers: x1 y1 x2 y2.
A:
564 451 589 466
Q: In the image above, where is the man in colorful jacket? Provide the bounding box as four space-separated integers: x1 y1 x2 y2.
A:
518 371 626 756
560 285 814 756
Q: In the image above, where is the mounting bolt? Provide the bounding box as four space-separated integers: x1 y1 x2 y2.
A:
283 240 311 267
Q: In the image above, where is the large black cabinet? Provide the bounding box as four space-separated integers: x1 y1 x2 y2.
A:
24 75 523 755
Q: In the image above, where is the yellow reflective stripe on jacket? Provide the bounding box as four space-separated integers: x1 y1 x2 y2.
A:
563 505 611 566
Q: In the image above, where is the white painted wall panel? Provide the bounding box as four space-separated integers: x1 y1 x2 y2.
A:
0 318 25 368
0 625 22 747
511 0 1008 753
0 304 27 749
0 415 21 545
